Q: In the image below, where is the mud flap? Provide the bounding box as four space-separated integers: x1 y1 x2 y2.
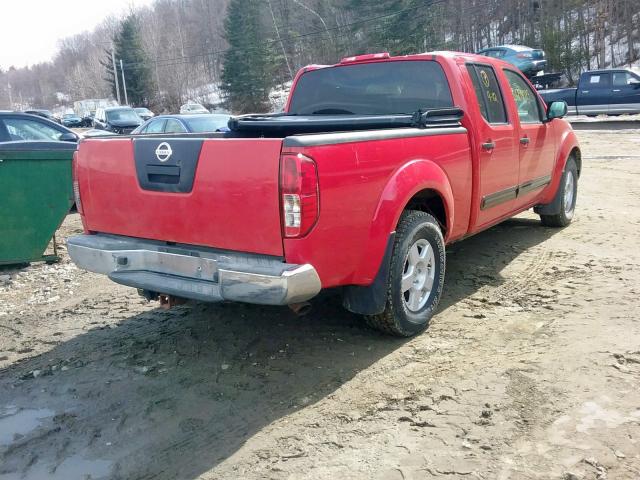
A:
342 233 395 315
534 180 563 216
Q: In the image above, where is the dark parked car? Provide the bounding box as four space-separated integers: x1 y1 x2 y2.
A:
134 107 155 121
477 45 547 77
80 112 95 128
93 106 143 134
0 112 78 143
132 114 231 134
23 109 58 123
62 113 83 128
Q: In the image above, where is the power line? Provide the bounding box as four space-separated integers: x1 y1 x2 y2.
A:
122 0 453 69
122 0 496 71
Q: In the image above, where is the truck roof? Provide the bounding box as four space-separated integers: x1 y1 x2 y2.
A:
302 50 505 72
581 68 634 74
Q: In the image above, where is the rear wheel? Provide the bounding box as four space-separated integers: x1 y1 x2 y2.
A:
367 211 445 337
540 157 578 227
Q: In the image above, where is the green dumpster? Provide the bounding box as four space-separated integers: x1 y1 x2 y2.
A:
0 141 76 265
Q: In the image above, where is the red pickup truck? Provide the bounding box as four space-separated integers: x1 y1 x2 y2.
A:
68 51 580 337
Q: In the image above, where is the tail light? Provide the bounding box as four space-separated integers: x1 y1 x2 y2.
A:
280 153 319 238
517 52 533 59
72 151 83 215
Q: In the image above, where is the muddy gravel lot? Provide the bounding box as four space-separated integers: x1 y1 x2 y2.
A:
1 127 639 480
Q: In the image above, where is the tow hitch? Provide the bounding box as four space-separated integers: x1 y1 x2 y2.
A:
138 289 187 310
158 294 187 310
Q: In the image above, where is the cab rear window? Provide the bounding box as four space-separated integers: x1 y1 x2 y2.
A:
288 60 453 115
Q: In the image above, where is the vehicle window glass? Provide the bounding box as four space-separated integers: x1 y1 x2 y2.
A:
288 60 453 115
466 64 508 124
186 115 230 133
106 109 140 122
613 72 634 86
146 120 165 133
587 73 610 87
504 70 542 124
165 119 187 133
3 118 63 141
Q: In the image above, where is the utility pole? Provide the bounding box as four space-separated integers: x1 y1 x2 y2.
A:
266 0 293 79
111 46 121 104
120 59 128 106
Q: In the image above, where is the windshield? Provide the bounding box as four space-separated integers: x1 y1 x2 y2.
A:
185 115 230 132
135 108 150 114
288 60 453 115
106 109 141 122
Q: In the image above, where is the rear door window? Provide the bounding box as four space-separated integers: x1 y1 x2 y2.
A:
288 60 453 115
586 73 611 87
165 119 187 133
145 119 165 133
466 64 508 124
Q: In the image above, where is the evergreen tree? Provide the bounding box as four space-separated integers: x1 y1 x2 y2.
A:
221 0 276 113
348 0 447 55
101 14 153 106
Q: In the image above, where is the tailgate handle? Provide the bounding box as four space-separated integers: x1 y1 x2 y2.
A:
146 164 181 184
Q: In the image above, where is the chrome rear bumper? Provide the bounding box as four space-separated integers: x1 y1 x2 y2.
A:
67 234 321 305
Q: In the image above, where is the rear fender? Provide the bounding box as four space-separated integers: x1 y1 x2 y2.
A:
345 160 453 314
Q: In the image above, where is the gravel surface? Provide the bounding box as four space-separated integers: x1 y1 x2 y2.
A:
1 128 639 480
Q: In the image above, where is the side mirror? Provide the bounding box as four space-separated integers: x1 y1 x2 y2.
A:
547 101 568 121
59 132 79 142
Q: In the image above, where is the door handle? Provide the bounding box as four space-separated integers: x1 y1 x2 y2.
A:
581 90 590 94
520 136 530 145
481 141 495 151
612 89 621 92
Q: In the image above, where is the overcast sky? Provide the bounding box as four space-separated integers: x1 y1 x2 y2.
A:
0 0 154 70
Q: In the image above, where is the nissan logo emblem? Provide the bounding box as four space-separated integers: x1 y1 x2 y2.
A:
155 142 172 162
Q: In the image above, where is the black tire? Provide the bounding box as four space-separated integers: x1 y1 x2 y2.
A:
367 211 446 337
540 157 578 228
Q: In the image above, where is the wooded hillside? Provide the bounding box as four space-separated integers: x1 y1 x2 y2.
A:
0 0 638 113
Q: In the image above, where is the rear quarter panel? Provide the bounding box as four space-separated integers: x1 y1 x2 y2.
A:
284 131 472 287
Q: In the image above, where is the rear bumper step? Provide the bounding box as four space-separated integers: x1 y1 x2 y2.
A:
67 234 321 305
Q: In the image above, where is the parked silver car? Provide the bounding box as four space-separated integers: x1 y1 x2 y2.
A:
179 103 209 114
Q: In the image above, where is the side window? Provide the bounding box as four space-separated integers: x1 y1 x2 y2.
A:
164 119 187 134
3 118 63 141
466 64 508 124
613 72 636 86
504 70 542 124
587 73 610 87
146 120 165 134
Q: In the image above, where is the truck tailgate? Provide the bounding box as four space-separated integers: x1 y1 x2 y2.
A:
77 137 284 256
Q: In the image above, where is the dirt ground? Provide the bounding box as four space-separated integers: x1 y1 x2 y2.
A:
1 127 639 480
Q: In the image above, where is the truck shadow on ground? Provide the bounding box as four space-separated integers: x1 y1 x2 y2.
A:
0 216 559 479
